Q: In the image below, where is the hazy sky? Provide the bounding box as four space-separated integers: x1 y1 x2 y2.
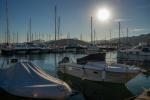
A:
0 0 150 42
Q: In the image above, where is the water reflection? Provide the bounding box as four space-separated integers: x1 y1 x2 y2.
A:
58 72 133 100
0 52 150 100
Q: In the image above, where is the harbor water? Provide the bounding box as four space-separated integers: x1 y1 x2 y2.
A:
0 52 150 100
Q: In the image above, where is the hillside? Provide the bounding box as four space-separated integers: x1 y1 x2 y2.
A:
97 33 150 46
46 39 89 47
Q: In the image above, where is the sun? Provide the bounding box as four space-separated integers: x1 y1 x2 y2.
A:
97 8 110 22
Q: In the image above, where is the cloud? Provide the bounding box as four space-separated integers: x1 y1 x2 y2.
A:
131 28 145 32
114 18 133 22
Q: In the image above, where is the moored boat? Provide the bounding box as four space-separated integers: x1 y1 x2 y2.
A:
1 44 14 55
86 44 100 54
0 58 72 99
58 53 141 84
14 43 27 54
26 43 40 54
38 44 50 53
117 44 150 62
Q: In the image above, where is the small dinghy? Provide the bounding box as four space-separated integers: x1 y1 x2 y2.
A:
0 58 72 99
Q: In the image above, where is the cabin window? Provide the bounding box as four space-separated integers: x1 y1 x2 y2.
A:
93 71 98 74
11 59 18 63
129 52 132 54
142 48 150 52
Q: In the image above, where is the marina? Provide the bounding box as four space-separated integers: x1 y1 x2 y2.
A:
0 0 150 99
0 52 150 100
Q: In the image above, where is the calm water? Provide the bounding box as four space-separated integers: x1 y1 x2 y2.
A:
0 52 150 100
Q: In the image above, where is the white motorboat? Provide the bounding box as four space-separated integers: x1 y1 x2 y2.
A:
117 43 150 62
58 53 141 84
0 58 72 99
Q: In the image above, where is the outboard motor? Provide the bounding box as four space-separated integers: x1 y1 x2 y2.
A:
147 90 150 97
7 57 18 64
59 57 70 64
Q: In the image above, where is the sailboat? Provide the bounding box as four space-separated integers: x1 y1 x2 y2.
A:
86 16 99 54
1 0 14 55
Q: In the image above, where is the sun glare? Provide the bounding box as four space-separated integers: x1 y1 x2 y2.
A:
97 8 110 22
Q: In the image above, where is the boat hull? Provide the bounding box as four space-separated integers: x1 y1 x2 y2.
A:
40 48 50 53
27 49 40 54
14 49 27 55
58 64 139 84
1 49 14 55
86 50 99 54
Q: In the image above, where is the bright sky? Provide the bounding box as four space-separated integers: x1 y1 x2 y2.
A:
0 0 150 42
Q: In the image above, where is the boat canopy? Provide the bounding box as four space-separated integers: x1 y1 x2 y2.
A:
77 53 105 64
0 61 71 99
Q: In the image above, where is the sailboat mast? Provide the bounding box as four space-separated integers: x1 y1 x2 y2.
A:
109 29 112 48
91 16 93 44
126 27 128 45
17 32 18 43
94 28 96 44
57 16 60 40
54 6 57 41
6 0 10 45
29 17 32 42
118 22 121 49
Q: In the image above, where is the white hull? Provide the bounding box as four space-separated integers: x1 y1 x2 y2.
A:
59 63 139 84
117 50 150 61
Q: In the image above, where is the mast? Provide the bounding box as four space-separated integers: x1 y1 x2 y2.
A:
29 17 31 42
6 0 10 45
94 28 96 44
118 22 121 49
49 33 51 41
80 33 82 40
27 32 29 42
109 29 112 48
12 32 14 43
17 32 18 43
91 16 93 44
54 5 57 41
39 32 40 40
126 27 128 45
57 16 60 40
